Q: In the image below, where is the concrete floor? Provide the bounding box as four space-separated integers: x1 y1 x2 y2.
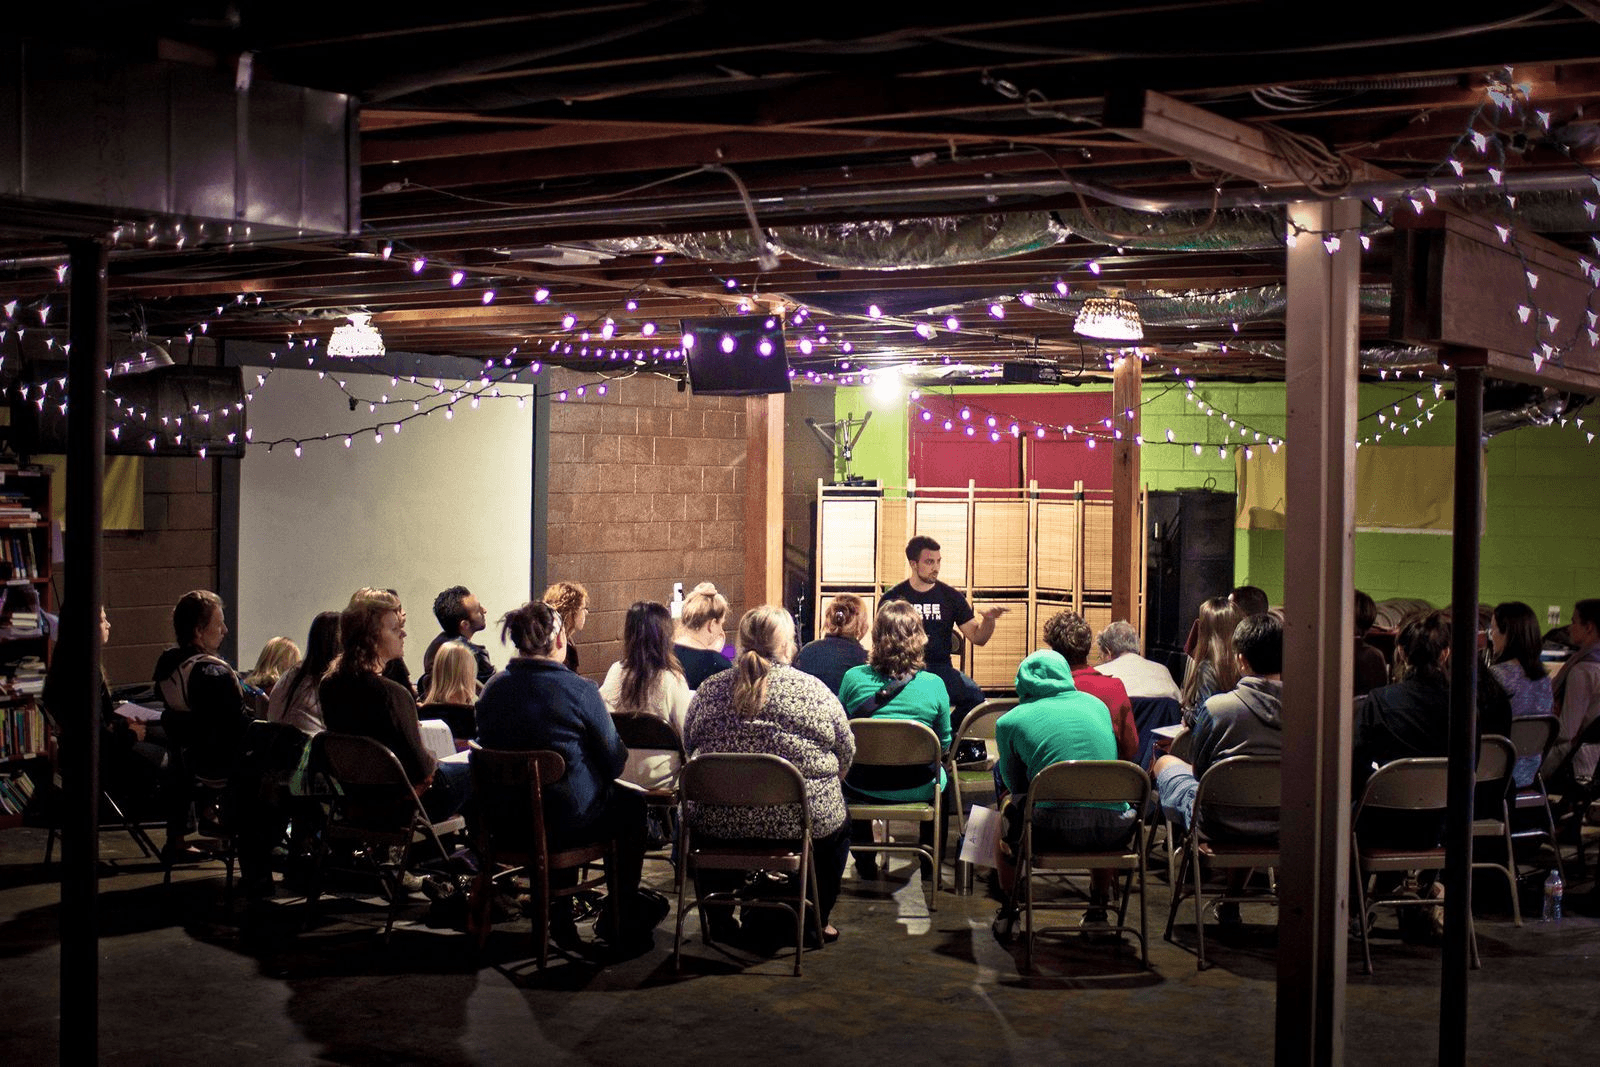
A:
1 824 1596 1065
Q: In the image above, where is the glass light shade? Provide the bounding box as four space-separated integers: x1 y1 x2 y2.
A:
1073 295 1144 341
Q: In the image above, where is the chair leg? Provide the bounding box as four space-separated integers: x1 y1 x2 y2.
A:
1164 836 1189 942
1022 843 1035 972
793 844 809 976
1191 845 1208 970
1137 852 1149 969
44 826 57 865
535 867 551 971
1352 859 1374 977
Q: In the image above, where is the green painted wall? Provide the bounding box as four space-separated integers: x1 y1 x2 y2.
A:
836 380 1600 617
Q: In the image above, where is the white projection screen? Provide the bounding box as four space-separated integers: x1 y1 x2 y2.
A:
236 367 534 680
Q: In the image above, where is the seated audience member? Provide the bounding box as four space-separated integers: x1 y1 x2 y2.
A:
477 601 648 947
543 580 590 673
1182 585 1270 660
46 607 166 817
992 648 1135 933
243 636 301 697
792 593 870 696
1094 619 1181 701
1352 610 1454 791
1488 601 1555 720
266 612 340 735
1181 596 1243 725
154 589 252 857
1353 591 1390 697
1550 598 1600 782
380 588 416 695
838 601 951 876
1230 585 1271 618
416 584 492 699
319 588 470 822
883 535 1006 719
417 641 480 744
1153 613 1284 839
675 582 734 689
600 600 691 789
1151 613 1284 926
684 605 855 944
1045 611 1138 762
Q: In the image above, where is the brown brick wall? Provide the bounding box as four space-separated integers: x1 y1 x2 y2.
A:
101 456 219 684
544 368 754 681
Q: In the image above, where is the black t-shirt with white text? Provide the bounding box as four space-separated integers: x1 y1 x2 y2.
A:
882 579 974 667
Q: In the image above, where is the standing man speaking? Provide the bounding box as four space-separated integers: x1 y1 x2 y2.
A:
883 535 1006 718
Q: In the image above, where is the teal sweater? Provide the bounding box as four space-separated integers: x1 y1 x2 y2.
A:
838 665 951 802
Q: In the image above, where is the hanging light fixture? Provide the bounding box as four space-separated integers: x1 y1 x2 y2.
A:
1073 289 1144 341
113 335 175 376
327 312 386 358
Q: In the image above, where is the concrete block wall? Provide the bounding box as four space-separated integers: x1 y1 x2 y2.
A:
102 457 219 684
544 368 751 680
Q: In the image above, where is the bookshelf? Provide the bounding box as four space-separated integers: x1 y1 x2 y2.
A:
0 464 53 828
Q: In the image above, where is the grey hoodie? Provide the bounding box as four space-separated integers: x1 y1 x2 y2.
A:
1190 676 1283 840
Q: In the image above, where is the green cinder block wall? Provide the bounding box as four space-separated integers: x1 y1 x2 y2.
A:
834 379 1600 619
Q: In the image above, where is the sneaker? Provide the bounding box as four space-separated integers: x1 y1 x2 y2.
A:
1215 901 1242 927
1080 908 1111 930
992 906 1018 943
398 871 427 895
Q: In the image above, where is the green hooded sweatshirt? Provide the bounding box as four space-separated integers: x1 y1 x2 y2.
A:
996 649 1123 810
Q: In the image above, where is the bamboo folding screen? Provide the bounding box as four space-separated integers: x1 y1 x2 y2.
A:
815 480 1145 693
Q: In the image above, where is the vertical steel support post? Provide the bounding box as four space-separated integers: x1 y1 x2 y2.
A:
61 238 108 1063
1111 354 1142 624
1439 350 1485 1066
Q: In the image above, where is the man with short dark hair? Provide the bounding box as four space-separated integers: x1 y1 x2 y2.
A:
882 536 1005 716
1043 610 1138 762
417 584 492 699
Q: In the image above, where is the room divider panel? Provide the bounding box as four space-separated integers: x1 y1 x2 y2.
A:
815 480 1145 694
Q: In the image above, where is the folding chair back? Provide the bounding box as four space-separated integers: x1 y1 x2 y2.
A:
1165 755 1281 970
308 732 460 940
846 718 945 904
1506 714 1565 884
612 713 685 756
1508 714 1560 788
1356 757 1449 818
1021 759 1151 968
1473 734 1522 924
675 753 821 975
949 699 1013 892
1349 756 1470 974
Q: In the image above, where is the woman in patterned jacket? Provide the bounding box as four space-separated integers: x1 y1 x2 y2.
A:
684 605 855 944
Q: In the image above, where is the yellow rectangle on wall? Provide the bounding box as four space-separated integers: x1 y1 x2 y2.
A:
45 455 144 531
1235 445 1469 532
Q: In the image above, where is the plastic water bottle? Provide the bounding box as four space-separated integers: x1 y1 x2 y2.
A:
1544 869 1564 922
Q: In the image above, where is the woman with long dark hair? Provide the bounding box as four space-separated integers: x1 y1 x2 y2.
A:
684 605 855 943
1488 601 1554 719
267 612 340 735
1353 609 1453 789
600 601 690 788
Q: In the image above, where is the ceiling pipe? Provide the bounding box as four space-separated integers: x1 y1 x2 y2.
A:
0 168 1593 273
364 169 1598 242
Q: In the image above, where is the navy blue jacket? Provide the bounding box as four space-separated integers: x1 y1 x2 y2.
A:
476 657 627 846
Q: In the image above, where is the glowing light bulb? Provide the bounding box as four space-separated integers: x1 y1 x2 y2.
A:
721 334 737 354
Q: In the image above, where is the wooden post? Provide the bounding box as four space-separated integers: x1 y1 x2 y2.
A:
744 393 785 607
1276 198 1359 1067
1111 355 1142 624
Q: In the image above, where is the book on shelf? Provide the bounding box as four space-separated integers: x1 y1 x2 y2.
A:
0 769 34 815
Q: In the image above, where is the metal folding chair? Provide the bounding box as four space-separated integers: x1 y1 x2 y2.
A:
846 718 945 907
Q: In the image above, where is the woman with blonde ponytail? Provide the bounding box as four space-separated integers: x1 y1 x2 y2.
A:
684 605 855 944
